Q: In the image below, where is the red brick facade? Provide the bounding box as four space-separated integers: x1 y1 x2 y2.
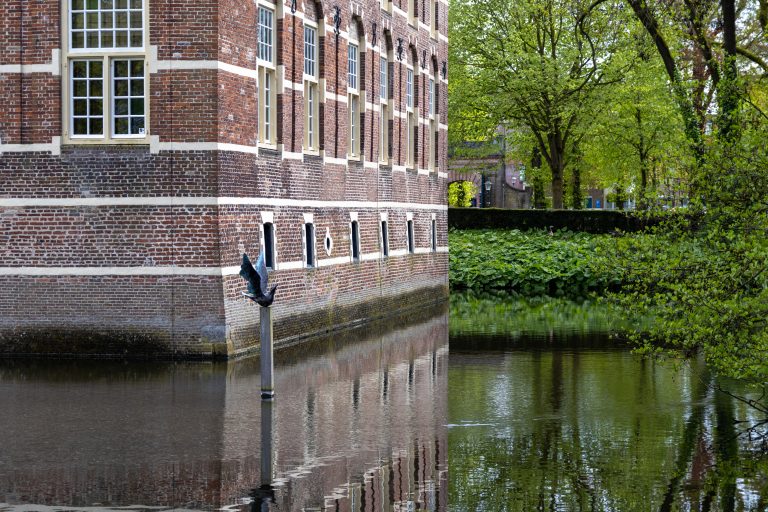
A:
0 0 448 357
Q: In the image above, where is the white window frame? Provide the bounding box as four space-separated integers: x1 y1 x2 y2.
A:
380 216 389 258
303 22 320 151
258 3 277 145
261 216 278 270
406 218 415 254
348 41 360 158
406 66 416 167
303 221 317 268
63 0 150 145
429 76 437 170
379 56 388 163
350 217 361 263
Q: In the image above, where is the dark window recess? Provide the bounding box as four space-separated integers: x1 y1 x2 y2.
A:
263 222 275 269
431 219 437 252
305 223 315 267
381 220 389 257
407 219 415 253
351 221 361 262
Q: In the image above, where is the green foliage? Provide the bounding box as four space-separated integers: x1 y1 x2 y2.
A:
447 181 478 208
598 125 768 383
449 229 618 296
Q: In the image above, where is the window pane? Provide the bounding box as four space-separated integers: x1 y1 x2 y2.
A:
73 99 88 116
130 117 145 135
72 13 84 29
73 80 87 97
115 30 128 47
71 0 143 49
115 117 129 134
258 7 273 62
130 98 144 115
130 60 143 76
90 60 103 75
72 31 85 48
100 31 114 47
114 79 128 96
114 60 128 77
74 118 88 135
130 78 143 95
115 98 129 115
90 99 103 115
89 79 101 96
90 118 103 134
73 61 88 77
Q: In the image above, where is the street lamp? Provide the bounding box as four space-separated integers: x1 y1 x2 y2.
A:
484 179 492 207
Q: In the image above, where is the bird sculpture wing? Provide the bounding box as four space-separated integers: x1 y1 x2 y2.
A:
239 253 262 297
255 252 269 296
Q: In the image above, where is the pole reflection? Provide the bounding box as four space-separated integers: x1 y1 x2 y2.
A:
0 306 448 512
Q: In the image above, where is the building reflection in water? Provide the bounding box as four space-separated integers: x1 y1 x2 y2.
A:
0 306 448 512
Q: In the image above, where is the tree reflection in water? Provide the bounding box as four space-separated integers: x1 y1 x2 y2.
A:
448 292 768 511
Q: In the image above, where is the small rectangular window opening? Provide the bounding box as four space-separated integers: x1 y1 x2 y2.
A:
407 220 415 254
263 222 275 270
305 223 316 267
431 219 437 252
351 221 361 262
381 220 389 257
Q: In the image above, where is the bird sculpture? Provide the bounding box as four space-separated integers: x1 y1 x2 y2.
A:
240 253 278 307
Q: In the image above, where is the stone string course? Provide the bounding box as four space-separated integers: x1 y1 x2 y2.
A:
0 0 448 358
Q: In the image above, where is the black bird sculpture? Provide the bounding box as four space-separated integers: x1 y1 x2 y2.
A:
240 253 278 307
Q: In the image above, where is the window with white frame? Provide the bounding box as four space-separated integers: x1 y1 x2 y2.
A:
350 220 361 262
263 221 276 270
304 24 320 150
431 218 437 252
348 42 360 157
406 67 416 167
406 219 415 254
408 0 417 25
429 76 437 170
304 222 316 268
380 220 389 257
258 5 277 144
379 55 389 164
432 0 439 35
66 0 147 142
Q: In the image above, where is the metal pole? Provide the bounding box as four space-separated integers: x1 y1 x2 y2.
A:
260 306 275 399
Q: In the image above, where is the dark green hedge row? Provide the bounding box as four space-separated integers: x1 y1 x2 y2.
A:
448 208 684 233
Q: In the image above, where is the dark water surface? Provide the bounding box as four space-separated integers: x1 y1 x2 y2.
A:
0 309 448 512
2 296 767 512
449 293 768 511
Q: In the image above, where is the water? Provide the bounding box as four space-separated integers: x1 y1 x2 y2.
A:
1 296 767 511
449 293 768 511
0 308 448 512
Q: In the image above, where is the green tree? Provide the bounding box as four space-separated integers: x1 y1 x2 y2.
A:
449 0 630 208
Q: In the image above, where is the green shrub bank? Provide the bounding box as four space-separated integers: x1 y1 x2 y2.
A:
449 228 618 296
448 207 692 233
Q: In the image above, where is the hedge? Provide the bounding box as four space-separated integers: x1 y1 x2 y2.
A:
447 208 683 233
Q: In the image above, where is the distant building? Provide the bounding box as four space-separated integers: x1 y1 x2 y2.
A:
0 0 449 357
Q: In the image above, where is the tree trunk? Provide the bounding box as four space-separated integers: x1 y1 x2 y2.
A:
636 108 649 210
718 0 740 142
532 147 547 209
549 133 565 209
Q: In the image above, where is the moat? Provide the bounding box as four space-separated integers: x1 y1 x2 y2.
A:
1 296 766 511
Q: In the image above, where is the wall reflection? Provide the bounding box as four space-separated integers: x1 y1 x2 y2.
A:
0 306 448 512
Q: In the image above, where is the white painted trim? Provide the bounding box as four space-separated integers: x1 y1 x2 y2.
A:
392 165 407 173
278 261 305 271
281 150 304 160
325 91 349 104
154 59 259 79
389 248 408 257
361 251 381 261
363 161 379 169
437 171 448 179
380 211 388 221
439 33 448 43
284 79 304 92
392 4 408 17
436 246 448 253
323 156 349 167
261 211 274 224
414 247 432 254
349 211 358 221
0 266 221 276
365 101 381 112
418 168 430 175
0 136 61 156
439 122 448 131
0 49 61 75
0 196 448 210
406 211 414 221
303 212 314 223
149 137 259 155
318 256 349 267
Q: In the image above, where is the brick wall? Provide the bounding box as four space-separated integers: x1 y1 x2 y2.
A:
0 0 449 358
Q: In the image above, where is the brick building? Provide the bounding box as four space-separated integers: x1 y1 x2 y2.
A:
0 0 449 357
